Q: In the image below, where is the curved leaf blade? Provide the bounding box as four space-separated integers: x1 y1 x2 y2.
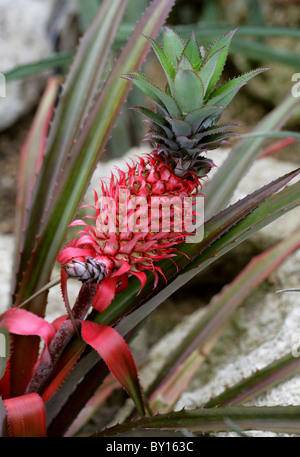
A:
81 321 145 417
3 393 46 437
97 406 300 436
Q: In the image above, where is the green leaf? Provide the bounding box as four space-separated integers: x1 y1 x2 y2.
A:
5 23 300 85
9 77 60 395
146 36 175 91
167 117 193 137
198 46 225 96
145 133 179 150
13 77 60 296
177 54 194 71
184 31 202 70
208 68 269 108
231 36 300 69
193 122 237 139
174 69 204 115
238 130 300 141
96 406 300 436
199 131 237 149
4 52 74 82
176 136 199 149
177 24 300 68
163 26 185 69
123 72 181 117
132 106 174 139
204 29 236 95
184 105 223 132
205 352 300 408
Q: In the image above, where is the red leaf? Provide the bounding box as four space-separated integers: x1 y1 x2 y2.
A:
3 393 46 437
130 270 147 294
57 246 94 264
0 358 10 399
92 277 118 312
81 321 145 416
0 309 55 365
116 274 129 293
68 219 89 227
112 261 131 277
51 315 68 333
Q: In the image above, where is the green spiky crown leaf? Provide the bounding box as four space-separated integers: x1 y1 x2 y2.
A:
124 28 268 177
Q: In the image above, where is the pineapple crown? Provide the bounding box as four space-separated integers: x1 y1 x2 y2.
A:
123 28 268 177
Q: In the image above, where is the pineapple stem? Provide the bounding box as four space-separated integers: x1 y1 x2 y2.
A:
25 283 96 395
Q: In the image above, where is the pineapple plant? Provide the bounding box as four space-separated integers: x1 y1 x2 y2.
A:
1 0 299 433
58 28 268 304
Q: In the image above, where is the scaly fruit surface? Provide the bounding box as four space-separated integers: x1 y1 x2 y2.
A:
124 28 268 177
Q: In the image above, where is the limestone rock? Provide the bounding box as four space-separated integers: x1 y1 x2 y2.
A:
0 0 78 131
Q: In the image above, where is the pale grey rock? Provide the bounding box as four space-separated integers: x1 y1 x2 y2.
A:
45 267 81 323
0 234 14 311
0 0 77 130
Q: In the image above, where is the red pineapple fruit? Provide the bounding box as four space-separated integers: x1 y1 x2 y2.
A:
57 153 202 312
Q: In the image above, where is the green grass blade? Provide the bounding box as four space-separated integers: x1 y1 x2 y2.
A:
4 52 74 82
